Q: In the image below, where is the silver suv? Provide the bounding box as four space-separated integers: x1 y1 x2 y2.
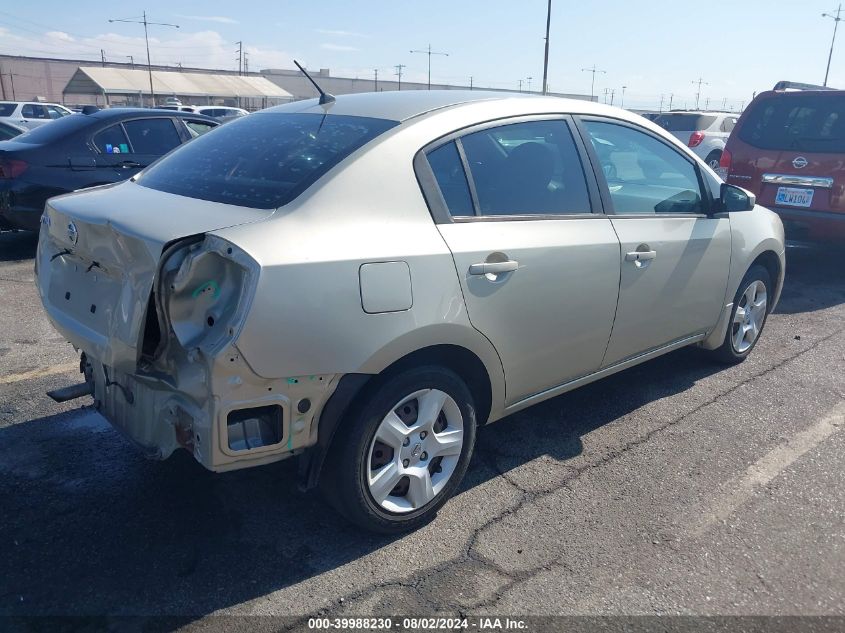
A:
35 92 785 532
654 111 738 169
0 101 73 129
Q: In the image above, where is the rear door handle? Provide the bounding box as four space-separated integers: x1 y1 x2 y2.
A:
469 260 519 275
118 160 142 169
625 250 657 262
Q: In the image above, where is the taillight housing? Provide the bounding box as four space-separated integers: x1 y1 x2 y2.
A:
688 131 705 148
719 148 732 171
0 158 28 179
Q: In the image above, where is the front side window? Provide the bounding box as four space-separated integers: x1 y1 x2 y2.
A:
138 113 398 209
426 141 474 216
46 105 71 119
585 121 704 215
93 124 131 154
123 118 182 154
460 119 591 216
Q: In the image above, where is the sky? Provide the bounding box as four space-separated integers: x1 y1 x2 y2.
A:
0 0 841 111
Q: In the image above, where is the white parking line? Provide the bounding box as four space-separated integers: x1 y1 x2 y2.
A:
0 362 79 385
687 402 845 538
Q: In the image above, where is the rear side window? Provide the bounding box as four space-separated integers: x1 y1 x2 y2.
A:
0 103 17 117
720 117 737 133
138 113 398 209
94 124 130 154
738 94 845 152
22 104 49 119
427 141 474 216
123 118 182 154
460 119 591 215
655 114 717 131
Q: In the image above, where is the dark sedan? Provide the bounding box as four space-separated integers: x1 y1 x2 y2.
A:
0 109 218 231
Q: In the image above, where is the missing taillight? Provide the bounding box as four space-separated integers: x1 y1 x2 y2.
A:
0 159 28 179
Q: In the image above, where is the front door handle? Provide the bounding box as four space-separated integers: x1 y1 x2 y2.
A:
118 160 142 169
469 260 519 275
625 250 657 262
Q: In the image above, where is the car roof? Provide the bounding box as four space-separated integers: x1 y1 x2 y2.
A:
85 108 217 122
265 90 599 122
658 111 733 116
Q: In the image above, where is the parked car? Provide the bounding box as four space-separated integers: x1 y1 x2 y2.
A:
192 106 249 123
654 111 738 169
156 105 198 113
0 120 26 140
35 91 784 532
0 101 74 130
721 81 845 242
0 109 219 231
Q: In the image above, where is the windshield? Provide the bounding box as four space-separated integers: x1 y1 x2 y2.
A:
137 112 398 209
654 114 716 131
738 94 845 152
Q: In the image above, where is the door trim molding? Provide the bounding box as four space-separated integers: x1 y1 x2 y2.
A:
503 332 706 416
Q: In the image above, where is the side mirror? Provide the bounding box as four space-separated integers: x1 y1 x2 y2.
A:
719 183 755 212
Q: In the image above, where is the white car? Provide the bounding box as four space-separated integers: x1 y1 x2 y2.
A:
192 106 249 123
653 111 738 169
35 91 784 532
0 101 74 130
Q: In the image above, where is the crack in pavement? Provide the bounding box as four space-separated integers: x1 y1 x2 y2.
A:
275 324 845 622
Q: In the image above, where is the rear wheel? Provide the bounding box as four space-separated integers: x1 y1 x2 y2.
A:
320 366 477 533
709 265 771 364
705 150 722 170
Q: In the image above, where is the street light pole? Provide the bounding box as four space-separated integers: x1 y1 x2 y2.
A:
621 85 627 108
823 4 843 86
109 11 180 107
691 77 709 109
410 44 449 90
581 64 606 99
541 0 552 94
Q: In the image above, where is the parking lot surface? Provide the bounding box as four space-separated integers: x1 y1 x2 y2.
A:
0 230 843 622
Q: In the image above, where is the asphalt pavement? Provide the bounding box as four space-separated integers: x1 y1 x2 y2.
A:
0 229 843 626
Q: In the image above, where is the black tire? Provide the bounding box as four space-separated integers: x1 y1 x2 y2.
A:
705 150 722 170
320 366 477 534
709 264 772 364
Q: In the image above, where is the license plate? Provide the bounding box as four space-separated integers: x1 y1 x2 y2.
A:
775 186 814 207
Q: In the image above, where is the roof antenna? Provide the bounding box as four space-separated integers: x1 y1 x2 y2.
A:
294 60 336 105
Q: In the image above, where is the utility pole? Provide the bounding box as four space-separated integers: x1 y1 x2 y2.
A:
609 88 615 106
658 94 664 112
603 87 609 104
541 0 552 94
410 44 449 90
374 68 379 92
823 4 843 86
469 76 473 90
394 64 405 90
127 55 134 69
527 76 533 92
669 93 674 110
518 79 524 92
621 85 627 108
722 97 727 110
109 12 180 107
691 77 709 109
100 49 106 67
580 64 606 99
244 52 249 74
236 41 243 75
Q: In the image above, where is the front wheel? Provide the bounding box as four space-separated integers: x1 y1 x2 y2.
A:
709 264 771 364
320 366 477 533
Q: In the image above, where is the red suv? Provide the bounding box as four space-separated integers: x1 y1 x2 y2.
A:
721 81 845 242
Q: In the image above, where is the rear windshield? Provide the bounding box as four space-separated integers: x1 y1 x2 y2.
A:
654 114 717 131
137 112 398 209
0 103 16 117
10 114 92 144
738 94 845 152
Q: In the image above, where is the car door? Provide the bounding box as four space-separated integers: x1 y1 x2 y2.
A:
121 117 183 168
578 118 731 367
20 103 50 129
418 116 621 405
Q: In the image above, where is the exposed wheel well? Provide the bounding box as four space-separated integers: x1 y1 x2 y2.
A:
750 251 781 311
378 345 493 426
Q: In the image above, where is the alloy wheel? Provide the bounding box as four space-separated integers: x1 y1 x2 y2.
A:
732 280 767 353
366 388 464 514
